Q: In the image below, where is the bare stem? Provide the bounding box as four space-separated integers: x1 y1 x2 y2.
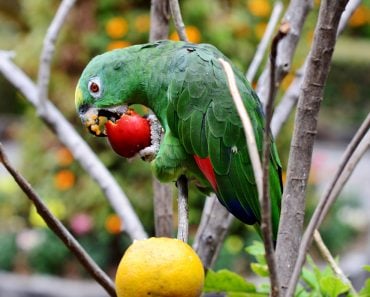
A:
246 1 283 82
37 0 76 114
0 53 147 240
169 0 188 42
177 175 189 242
314 231 358 296
0 143 116 297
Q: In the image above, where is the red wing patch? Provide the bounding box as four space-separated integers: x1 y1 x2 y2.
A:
193 155 217 191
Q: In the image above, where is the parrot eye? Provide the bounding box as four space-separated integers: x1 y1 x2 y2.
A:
88 77 102 99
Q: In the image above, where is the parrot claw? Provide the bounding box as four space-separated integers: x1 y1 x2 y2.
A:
138 114 163 162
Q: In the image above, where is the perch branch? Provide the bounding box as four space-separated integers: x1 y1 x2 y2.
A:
149 0 174 238
37 0 76 114
271 0 362 138
275 0 349 295
246 1 283 83
169 0 188 42
256 0 313 106
177 175 189 242
287 114 370 296
0 143 116 297
0 52 147 240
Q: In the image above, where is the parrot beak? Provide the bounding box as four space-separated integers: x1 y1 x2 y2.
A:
78 105 129 137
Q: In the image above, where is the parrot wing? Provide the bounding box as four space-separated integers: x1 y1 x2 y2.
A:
166 43 282 235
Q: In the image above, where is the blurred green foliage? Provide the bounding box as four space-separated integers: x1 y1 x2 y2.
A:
0 0 369 278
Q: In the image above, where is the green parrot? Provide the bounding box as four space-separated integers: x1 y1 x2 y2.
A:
75 40 282 238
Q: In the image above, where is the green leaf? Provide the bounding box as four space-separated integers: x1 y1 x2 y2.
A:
301 267 320 291
227 293 267 297
204 269 256 293
319 275 350 297
363 265 370 272
245 241 265 257
250 263 269 277
359 278 370 297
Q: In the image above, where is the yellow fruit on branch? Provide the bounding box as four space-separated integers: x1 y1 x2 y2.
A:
115 237 204 297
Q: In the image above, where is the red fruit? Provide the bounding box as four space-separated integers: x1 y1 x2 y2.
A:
105 110 151 158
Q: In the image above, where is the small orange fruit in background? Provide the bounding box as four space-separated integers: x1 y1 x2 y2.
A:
115 237 204 297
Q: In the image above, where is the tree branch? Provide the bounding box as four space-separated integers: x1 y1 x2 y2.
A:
37 0 76 115
275 0 349 295
287 113 370 295
256 0 313 106
0 52 147 241
176 175 189 242
149 0 174 238
169 0 188 42
271 0 363 139
149 0 170 42
0 143 116 297
246 1 283 83
193 195 233 269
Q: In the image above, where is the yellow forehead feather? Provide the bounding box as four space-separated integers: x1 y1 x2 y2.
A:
75 85 83 107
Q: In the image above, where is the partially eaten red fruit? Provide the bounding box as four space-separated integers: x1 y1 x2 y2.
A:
105 109 151 158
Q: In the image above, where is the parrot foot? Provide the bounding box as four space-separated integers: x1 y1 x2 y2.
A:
139 114 163 162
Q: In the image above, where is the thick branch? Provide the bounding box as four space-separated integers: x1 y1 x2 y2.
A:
37 0 76 114
287 114 370 295
0 53 147 240
149 0 170 42
256 0 313 106
169 0 188 42
275 0 349 295
193 195 233 269
0 143 116 297
271 0 363 138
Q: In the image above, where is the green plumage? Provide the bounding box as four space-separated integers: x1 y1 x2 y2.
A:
75 40 283 238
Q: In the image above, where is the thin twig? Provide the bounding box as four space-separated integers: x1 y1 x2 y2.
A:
37 0 76 114
276 0 349 295
219 58 263 202
176 175 189 242
169 0 188 42
246 1 283 82
0 53 147 241
261 23 290 297
287 114 370 296
0 143 116 297
314 231 358 296
271 0 363 139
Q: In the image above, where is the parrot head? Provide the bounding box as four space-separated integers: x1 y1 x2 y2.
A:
75 48 143 137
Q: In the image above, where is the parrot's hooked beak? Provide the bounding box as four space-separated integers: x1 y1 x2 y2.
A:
78 105 128 137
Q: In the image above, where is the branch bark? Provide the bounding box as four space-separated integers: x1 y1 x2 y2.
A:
37 0 76 115
193 195 233 269
275 0 349 295
169 0 188 42
256 0 313 106
0 143 116 297
176 175 189 242
0 52 147 240
149 0 170 42
149 0 174 238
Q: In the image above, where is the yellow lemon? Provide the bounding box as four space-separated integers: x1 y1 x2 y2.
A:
115 237 204 297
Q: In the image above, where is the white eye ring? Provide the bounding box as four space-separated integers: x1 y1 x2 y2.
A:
88 77 102 99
